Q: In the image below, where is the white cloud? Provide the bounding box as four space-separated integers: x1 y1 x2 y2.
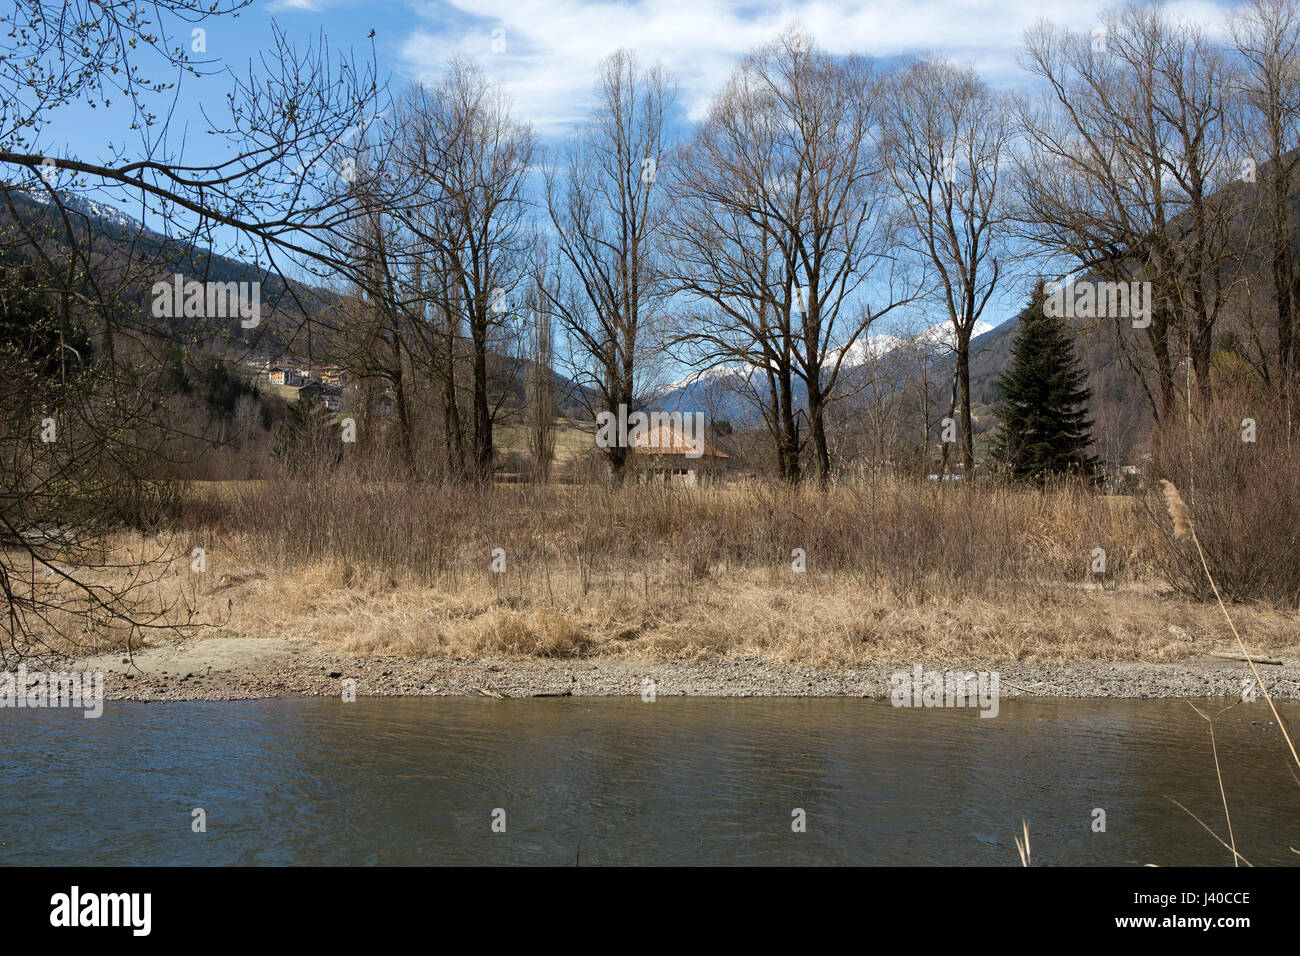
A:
399 0 1233 134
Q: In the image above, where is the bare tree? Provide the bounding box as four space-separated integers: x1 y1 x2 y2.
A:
526 248 557 482
1229 0 1300 395
414 60 534 481
880 56 1017 477
1016 5 1241 419
0 1 383 659
336 184 419 473
670 29 907 483
544 50 674 481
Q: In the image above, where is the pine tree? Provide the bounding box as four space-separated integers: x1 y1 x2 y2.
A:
991 283 1096 480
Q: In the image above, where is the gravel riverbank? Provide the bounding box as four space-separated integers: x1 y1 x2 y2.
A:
55 636 1300 702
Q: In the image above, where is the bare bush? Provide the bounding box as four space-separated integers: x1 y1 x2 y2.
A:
1147 385 1300 604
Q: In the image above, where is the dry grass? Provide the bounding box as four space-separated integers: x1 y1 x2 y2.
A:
190 553 1295 663
9 474 1272 664
12 475 1299 664
1 531 204 661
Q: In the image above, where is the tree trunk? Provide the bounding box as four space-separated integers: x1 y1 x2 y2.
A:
471 302 492 481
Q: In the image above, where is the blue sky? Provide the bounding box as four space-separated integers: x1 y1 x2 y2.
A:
49 0 1238 158
36 0 1241 336
298 0 1231 133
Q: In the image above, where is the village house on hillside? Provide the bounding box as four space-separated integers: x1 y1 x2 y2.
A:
632 424 730 486
267 365 302 387
299 381 343 412
267 362 347 392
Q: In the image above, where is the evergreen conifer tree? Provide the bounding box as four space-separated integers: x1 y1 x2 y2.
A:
991 283 1096 480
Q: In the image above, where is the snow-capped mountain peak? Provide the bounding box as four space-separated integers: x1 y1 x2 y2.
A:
666 363 758 391
918 319 995 351
23 189 145 233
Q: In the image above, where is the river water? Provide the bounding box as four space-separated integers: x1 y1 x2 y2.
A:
1 697 1297 865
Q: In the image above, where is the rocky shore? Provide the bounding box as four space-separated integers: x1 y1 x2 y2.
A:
59 636 1300 702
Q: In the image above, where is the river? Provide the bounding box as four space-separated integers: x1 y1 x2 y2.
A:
1 697 1297 865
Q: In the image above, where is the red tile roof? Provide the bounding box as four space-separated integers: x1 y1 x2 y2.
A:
631 425 730 459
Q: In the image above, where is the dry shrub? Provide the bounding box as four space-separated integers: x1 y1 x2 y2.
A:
1147 387 1300 606
142 465 1270 664
57 475 1299 664
206 466 1150 605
